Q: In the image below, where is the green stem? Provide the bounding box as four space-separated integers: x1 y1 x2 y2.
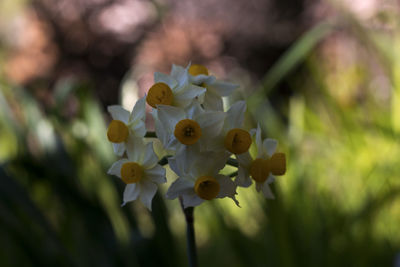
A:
179 197 198 267
226 157 238 167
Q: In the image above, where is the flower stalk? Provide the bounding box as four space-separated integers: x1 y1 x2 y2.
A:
180 197 198 267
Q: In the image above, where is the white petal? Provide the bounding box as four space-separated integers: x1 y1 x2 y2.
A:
165 137 181 151
139 180 158 211
171 64 186 78
174 85 206 108
166 178 194 199
236 152 253 168
190 75 216 85
130 96 146 122
177 84 206 98
168 156 183 177
195 89 205 104
225 101 246 129
263 139 278 157
152 136 171 159
154 72 178 89
208 81 238 96
205 134 225 152
262 183 275 199
215 175 239 206
182 192 204 208
197 110 226 139
157 105 186 133
185 101 204 120
191 151 228 177
145 165 166 184
153 111 169 147
126 137 145 162
235 166 252 188
182 147 204 175
171 64 188 87
141 142 158 168
113 143 125 157
108 105 130 123
122 184 140 206
202 91 223 111
255 124 263 157
172 97 193 109
168 149 195 178
267 174 276 184
107 159 129 177
131 120 146 137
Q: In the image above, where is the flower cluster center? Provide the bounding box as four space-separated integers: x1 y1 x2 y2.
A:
174 119 202 145
224 128 251 154
107 120 129 143
146 82 174 108
120 162 143 184
184 127 195 136
194 176 220 200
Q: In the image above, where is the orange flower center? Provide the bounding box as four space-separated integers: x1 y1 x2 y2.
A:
174 119 202 145
107 120 129 143
249 158 270 183
146 82 174 108
120 162 143 184
224 128 251 154
270 153 286 175
189 64 209 76
194 176 220 200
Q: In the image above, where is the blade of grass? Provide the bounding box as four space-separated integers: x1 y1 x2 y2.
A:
247 22 334 114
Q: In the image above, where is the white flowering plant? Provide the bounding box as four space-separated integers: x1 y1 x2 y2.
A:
105 63 287 266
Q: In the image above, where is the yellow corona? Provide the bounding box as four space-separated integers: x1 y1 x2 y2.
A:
224 128 251 154
270 153 286 175
249 158 270 183
189 64 209 76
107 120 129 143
120 162 143 184
194 176 220 200
146 82 174 108
174 119 202 145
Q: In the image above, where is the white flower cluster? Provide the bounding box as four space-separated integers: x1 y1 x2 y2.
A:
106 64 286 210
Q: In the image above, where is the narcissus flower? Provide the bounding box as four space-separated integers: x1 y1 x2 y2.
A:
106 97 146 156
105 62 287 212
146 64 206 109
166 147 238 208
188 64 238 110
207 101 252 155
236 125 286 198
107 137 166 210
153 102 226 153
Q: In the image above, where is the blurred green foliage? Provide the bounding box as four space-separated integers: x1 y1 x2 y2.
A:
0 80 182 267
1 9 400 267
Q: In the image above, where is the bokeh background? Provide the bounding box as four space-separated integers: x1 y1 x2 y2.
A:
1 0 400 266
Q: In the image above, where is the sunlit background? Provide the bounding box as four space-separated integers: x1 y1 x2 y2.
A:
1 0 400 266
